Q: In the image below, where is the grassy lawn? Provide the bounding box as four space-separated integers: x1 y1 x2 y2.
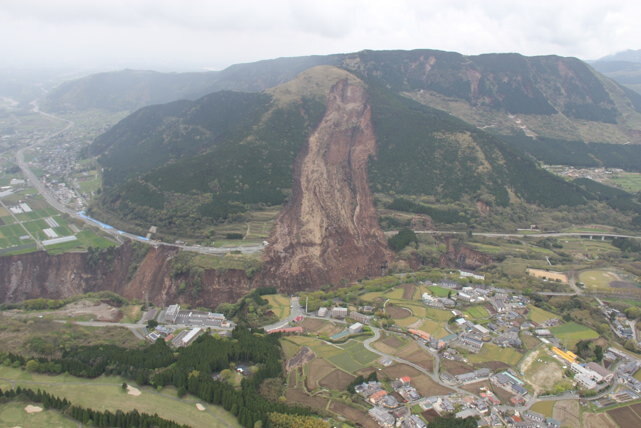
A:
527 305 559 324
608 172 641 193
578 268 639 291
265 294 291 320
427 286 452 297
466 343 523 366
530 400 555 417
328 341 379 373
463 305 489 320
550 322 599 349
285 336 343 359
424 307 454 322
0 366 240 427
0 401 77 427
419 319 448 339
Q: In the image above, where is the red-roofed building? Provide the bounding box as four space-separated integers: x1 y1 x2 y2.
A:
400 376 411 385
369 390 388 404
268 326 303 334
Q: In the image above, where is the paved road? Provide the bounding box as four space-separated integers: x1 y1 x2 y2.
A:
263 297 303 331
15 105 265 255
386 230 641 240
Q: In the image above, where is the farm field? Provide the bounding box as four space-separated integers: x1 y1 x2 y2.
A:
0 401 77 427
0 366 241 428
527 305 559 324
608 172 641 193
328 341 379 373
418 318 449 339
466 343 523 367
463 305 489 320
264 294 290 320
427 285 452 297
380 364 453 396
579 268 640 292
550 322 600 349
530 400 555 417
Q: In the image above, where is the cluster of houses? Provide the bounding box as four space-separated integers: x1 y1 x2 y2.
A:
490 371 529 406
357 379 427 428
600 303 634 340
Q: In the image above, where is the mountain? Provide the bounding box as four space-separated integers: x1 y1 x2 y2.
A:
79 49 641 290
598 49 641 63
89 64 597 233
43 56 341 112
51 49 641 144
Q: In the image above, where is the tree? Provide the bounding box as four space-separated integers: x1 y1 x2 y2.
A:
122 382 128 391
25 359 39 373
594 345 603 362
146 319 159 329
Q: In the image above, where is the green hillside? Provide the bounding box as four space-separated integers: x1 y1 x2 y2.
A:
86 66 625 238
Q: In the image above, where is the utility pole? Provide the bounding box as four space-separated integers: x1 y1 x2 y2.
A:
305 296 308 314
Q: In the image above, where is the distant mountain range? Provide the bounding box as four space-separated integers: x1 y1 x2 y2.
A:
591 49 641 95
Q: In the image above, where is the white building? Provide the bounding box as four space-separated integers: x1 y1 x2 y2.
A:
459 270 485 281
317 307 328 317
349 322 364 334
165 304 180 323
331 307 348 319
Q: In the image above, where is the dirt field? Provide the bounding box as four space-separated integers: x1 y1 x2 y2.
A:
402 284 417 300
300 318 342 336
285 388 329 411
319 369 355 390
382 335 404 348
441 359 474 375
554 400 581 428
581 412 618 428
402 350 434 372
608 406 641 428
381 364 452 396
329 401 378 428
305 358 336 390
460 380 492 394
9 300 123 322
521 348 565 395
473 361 510 371
385 305 412 319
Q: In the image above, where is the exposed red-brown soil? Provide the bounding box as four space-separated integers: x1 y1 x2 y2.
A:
402 284 416 300
0 243 254 308
260 78 392 292
440 237 492 269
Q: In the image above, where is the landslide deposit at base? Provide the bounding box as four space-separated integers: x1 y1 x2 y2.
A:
260 78 392 292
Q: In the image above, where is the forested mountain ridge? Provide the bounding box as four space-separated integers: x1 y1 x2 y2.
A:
88 65 599 242
50 49 641 144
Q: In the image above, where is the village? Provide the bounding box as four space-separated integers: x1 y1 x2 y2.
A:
267 270 641 427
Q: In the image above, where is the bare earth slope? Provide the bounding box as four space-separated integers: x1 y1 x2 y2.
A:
261 78 392 292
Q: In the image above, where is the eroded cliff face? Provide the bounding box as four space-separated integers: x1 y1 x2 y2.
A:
439 237 493 270
0 243 252 307
260 78 392 292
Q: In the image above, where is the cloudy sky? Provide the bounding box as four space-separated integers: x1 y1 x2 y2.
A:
1 0 640 72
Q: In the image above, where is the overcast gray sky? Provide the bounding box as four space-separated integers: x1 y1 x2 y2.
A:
1 0 640 72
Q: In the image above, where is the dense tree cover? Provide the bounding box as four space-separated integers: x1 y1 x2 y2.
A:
215 287 278 327
1 327 317 428
573 178 641 215
505 134 641 172
0 387 187 428
613 237 641 253
151 329 314 427
268 412 329 428
388 228 418 252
